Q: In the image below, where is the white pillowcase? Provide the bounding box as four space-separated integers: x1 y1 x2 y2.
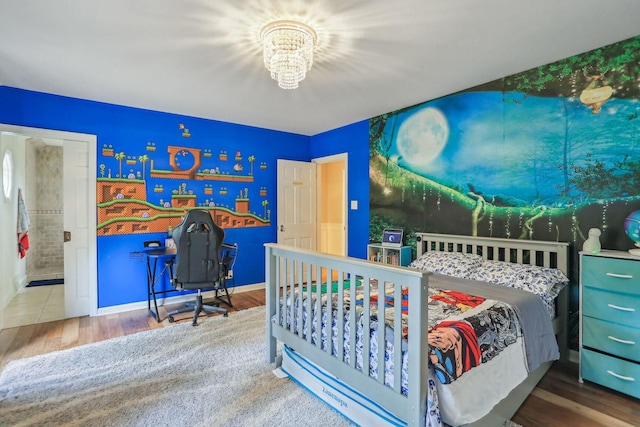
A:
409 251 483 279
468 260 569 297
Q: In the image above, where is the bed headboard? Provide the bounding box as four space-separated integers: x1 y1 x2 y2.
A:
415 233 570 276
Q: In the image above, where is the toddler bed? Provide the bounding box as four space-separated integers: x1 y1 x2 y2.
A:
265 233 569 426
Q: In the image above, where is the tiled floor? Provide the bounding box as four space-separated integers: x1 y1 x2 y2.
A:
3 284 65 328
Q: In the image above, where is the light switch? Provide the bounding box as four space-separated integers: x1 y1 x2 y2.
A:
350 200 358 210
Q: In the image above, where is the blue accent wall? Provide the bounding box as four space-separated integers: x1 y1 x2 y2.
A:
0 86 316 308
310 120 370 259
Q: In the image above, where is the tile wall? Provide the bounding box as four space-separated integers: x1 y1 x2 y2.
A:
26 143 63 282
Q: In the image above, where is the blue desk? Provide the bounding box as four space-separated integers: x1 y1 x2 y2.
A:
143 248 177 322
134 242 237 321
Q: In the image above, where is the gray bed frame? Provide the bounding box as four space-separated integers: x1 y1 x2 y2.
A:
265 233 570 427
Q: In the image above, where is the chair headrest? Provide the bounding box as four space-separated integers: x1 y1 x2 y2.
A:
173 209 224 242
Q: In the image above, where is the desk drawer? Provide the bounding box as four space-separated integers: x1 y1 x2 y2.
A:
581 256 640 293
583 317 640 362
582 287 640 328
581 349 640 399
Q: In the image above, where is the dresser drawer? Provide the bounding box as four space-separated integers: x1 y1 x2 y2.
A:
581 348 640 399
582 317 640 362
581 255 640 294
582 287 640 327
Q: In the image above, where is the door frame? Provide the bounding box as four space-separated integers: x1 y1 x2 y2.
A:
276 159 317 250
0 124 98 318
313 153 348 257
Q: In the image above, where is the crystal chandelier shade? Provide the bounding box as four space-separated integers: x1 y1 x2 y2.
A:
260 20 317 90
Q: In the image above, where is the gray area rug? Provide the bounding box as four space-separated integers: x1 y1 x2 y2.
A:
0 306 351 427
0 306 523 427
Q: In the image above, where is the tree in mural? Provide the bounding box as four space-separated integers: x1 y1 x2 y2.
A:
138 154 149 180
484 36 640 203
558 100 576 198
262 199 269 219
114 152 125 178
499 93 580 203
369 35 640 252
570 153 640 199
369 113 398 189
474 37 640 100
248 155 255 176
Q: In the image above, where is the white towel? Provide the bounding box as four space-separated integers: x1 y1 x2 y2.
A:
17 188 29 235
17 188 30 258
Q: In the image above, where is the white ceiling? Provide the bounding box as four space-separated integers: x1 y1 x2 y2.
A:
1 0 639 136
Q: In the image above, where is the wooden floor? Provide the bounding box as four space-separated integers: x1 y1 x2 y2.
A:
1 289 639 427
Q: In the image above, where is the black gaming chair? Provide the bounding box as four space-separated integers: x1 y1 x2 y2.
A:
167 209 229 325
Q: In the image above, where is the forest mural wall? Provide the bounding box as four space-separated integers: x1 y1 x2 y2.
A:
369 35 640 350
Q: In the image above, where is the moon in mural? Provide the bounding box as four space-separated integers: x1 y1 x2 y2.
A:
396 107 449 167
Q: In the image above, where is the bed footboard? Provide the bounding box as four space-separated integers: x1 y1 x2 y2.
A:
265 243 431 427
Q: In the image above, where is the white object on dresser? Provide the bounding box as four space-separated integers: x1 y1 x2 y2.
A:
582 228 601 253
579 250 640 399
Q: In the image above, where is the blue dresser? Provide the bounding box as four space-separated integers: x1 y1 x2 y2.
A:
579 251 640 398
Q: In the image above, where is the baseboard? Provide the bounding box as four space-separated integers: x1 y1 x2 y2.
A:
3 273 26 308
2 287 16 311
96 282 265 317
568 349 579 364
231 282 265 293
14 273 27 291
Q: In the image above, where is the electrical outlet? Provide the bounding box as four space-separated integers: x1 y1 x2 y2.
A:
227 269 233 279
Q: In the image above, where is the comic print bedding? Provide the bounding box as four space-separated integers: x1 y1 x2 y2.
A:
273 273 558 426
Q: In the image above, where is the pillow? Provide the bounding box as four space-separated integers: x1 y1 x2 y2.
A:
468 260 569 297
409 251 483 279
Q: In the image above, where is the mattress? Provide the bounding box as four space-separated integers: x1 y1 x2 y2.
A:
273 274 558 425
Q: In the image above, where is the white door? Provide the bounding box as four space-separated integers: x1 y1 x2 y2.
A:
277 159 316 250
63 140 91 317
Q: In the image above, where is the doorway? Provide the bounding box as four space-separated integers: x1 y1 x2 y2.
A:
275 153 347 286
24 137 65 287
0 124 97 331
3 137 65 328
276 153 347 256
315 154 347 257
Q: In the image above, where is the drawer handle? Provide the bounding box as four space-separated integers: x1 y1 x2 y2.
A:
605 272 633 279
607 304 636 312
608 335 636 345
606 370 636 382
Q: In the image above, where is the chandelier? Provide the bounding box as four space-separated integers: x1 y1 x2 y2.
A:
260 20 317 90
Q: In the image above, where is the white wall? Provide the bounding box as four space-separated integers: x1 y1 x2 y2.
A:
0 133 28 317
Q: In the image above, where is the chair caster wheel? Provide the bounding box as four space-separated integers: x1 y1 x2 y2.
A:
223 313 229 317
168 316 175 323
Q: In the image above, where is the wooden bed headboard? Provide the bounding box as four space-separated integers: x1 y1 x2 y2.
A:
415 233 570 276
